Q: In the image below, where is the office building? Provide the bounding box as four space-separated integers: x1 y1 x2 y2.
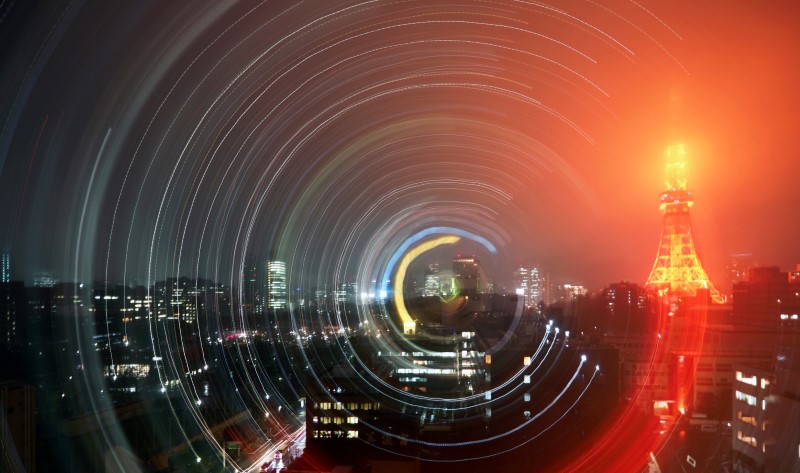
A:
267 260 287 310
453 255 480 296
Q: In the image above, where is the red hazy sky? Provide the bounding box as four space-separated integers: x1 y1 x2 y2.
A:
2 1 798 291
555 1 800 289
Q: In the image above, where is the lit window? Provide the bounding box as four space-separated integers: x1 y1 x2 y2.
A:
736 371 757 386
735 391 757 406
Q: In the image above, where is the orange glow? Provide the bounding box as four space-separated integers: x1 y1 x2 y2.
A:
646 145 723 303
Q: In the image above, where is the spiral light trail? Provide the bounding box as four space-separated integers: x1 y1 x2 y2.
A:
3 1 798 472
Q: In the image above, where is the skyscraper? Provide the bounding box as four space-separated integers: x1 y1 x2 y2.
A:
1 252 9 283
243 264 263 315
423 262 440 297
529 266 542 307
539 270 552 306
513 265 530 305
453 255 480 296
728 253 757 286
267 260 287 310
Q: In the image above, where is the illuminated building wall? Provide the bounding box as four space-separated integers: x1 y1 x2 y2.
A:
333 282 358 305
1 252 9 283
602 281 648 335
306 363 419 458
731 366 772 472
266 260 287 310
690 350 762 418
0 281 23 349
512 265 543 308
529 266 542 307
162 278 202 324
514 265 530 306
423 263 440 297
728 308 800 472
776 300 800 395
380 331 488 398
680 265 800 418
768 307 800 472
540 271 552 306
32 272 56 288
309 398 381 440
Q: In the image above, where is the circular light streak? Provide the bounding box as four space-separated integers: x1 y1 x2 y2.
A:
392 234 461 335
0 1 725 471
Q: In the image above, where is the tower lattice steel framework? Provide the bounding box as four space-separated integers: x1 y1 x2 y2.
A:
645 144 723 303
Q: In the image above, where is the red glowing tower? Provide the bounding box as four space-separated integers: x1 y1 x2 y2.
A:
644 144 723 416
645 144 723 303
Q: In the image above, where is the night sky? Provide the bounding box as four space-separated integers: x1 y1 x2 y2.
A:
2 1 799 290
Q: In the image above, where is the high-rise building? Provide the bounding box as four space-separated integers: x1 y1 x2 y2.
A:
512 265 542 307
1 252 9 283
267 260 287 310
423 263 440 297
727 253 757 293
1 252 17 347
513 265 530 305
602 281 648 335
453 255 480 295
529 266 542 306
243 264 263 316
540 271 553 306
731 365 772 470
0 281 24 349
731 299 800 472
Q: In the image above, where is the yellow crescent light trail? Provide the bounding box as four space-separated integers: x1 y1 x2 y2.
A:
393 234 461 334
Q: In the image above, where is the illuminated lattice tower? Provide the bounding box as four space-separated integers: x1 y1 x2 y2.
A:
646 144 723 303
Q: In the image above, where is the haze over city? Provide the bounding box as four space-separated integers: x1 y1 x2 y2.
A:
1 1 799 472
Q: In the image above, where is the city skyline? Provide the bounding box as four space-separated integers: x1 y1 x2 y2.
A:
1 1 800 472
1 2 798 292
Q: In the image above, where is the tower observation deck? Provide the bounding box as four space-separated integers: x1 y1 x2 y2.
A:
646 144 723 303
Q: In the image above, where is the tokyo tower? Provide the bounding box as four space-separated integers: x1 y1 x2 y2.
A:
645 144 723 303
